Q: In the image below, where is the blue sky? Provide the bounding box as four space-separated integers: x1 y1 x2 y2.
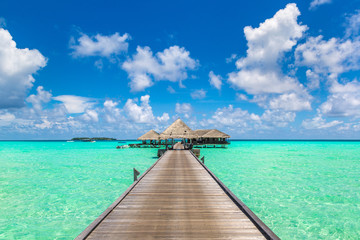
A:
1 0 360 139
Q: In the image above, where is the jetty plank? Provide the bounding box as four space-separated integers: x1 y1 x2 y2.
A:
76 145 278 240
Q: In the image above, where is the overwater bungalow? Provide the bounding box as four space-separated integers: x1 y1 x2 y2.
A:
192 129 231 148
130 119 230 148
159 119 199 145
130 130 160 148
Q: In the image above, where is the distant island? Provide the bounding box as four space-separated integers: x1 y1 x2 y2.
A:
71 137 117 141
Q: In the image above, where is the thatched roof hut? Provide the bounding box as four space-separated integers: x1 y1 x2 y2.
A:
201 129 231 138
194 129 212 137
160 119 198 139
137 130 160 140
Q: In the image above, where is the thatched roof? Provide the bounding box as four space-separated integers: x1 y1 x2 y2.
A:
194 129 212 137
137 130 160 140
160 119 198 139
201 129 231 138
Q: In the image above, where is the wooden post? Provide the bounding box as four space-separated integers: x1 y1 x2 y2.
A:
133 168 140 182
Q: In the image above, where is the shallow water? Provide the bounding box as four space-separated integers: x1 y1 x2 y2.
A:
0 141 157 239
201 141 360 239
1 141 360 239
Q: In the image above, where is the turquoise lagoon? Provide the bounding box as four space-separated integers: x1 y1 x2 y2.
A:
1 140 360 239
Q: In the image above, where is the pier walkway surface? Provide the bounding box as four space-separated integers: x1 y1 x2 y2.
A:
76 143 279 239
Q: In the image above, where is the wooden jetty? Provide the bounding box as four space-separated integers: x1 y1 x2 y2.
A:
76 143 279 239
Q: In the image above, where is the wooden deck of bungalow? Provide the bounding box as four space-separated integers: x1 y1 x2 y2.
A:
76 143 279 240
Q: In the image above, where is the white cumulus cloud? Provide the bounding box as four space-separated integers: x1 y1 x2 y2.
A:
229 69 300 94
346 10 360 37
35 119 53 129
309 0 331 10
70 32 130 57
226 54 237 63
269 92 312 111
0 111 15 126
207 105 256 127
228 3 307 95
0 28 47 108
202 105 296 131
320 80 360 117
26 86 52 112
305 69 320 89
295 36 360 77
191 89 206 99
82 109 99 122
124 95 155 123
53 95 93 114
122 45 198 91
261 110 296 127
209 71 222 90
103 100 121 123
104 100 118 109
157 113 170 122
302 113 342 129
175 103 192 114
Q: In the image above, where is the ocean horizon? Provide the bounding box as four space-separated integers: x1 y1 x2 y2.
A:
2 139 360 141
